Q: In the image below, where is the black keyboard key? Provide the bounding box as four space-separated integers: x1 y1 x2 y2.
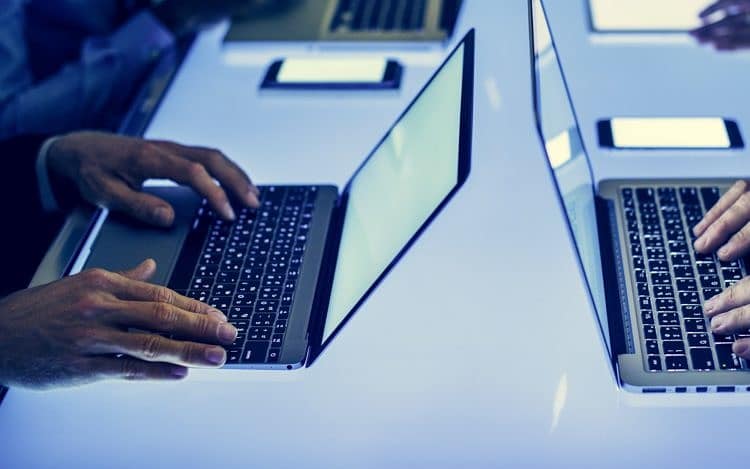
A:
703 288 722 300
678 291 700 304
241 341 269 363
676 279 697 291
660 326 682 340
665 355 689 371
662 340 685 354
636 188 655 204
719 259 740 269
673 266 694 278
679 187 700 205
684 318 707 333
645 339 660 355
700 187 720 210
228 307 253 320
716 344 742 370
267 349 280 363
713 334 735 343
688 333 710 347
655 298 676 311
647 356 662 371
690 348 715 371
633 257 645 269
652 285 674 298
699 275 721 288
651 272 671 285
641 310 655 325
722 268 742 280
671 253 691 265
646 247 665 259
666 229 686 241
696 263 717 275
657 312 679 325
681 305 703 318
226 349 242 364
644 325 657 340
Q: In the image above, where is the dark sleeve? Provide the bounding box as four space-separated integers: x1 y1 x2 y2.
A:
0 134 49 215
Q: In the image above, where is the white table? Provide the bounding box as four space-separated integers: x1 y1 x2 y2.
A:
2 1 749 467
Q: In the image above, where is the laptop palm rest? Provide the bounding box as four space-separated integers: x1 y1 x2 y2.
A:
82 186 201 286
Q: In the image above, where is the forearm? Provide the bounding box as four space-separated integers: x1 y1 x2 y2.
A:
0 10 174 139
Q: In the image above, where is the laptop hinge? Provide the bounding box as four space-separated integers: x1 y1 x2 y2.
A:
305 193 346 365
596 197 635 362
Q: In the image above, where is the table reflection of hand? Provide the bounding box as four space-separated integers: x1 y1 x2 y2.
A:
691 0 750 50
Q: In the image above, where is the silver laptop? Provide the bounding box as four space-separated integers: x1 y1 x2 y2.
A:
55 30 474 370
531 0 750 392
224 0 463 43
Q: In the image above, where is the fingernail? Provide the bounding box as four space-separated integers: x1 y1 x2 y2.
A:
249 184 260 196
154 206 172 225
718 246 730 259
171 366 188 378
222 202 236 221
693 222 704 235
694 237 706 251
246 190 260 208
711 315 726 332
704 299 716 314
205 346 226 365
734 341 749 356
208 308 227 322
218 323 237 343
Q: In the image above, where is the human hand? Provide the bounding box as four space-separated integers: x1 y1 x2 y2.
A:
47 131 260 227
691 0 750 50
704 277 750 360
0 259 237 389
693 180 750 260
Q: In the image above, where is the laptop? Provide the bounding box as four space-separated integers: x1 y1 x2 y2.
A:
224 0 463 43
69 30 474 370
531 0 750 392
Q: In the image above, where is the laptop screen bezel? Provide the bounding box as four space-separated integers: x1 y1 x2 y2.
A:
529 0 616 360
306 29 475 364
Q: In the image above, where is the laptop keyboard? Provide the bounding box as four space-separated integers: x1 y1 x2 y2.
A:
168 186 317 365
622 186 749 373
330 0 427 32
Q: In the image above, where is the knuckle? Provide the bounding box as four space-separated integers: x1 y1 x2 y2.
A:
188 162 208 180
180 342 202 364
80 268 111 289
207 149 226 164
153 303 178 330
140 335 164 360
120 358 144 380
153 286 175 304
73 291 104 312
194 315 214 337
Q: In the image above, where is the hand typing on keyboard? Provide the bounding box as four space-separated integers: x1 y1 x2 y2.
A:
693 180 750 261
704 279 750 361
47 132 260 227
0 259 238 389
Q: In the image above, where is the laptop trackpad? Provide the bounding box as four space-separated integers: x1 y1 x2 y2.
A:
83 186 202 286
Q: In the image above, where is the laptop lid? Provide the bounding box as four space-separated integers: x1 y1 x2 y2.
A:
307 29 474 362
530 1 613 354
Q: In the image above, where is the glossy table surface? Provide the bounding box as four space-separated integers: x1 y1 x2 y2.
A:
3 1 750 467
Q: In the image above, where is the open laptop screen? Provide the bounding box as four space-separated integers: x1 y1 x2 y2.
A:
321 33 473 344
531 1 611 344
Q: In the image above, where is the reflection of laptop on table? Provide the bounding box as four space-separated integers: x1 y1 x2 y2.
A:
225 0 463 42
59 30 474 370
532 0 750 392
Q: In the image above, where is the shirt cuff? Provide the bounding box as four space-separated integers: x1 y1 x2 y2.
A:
36 137 61 212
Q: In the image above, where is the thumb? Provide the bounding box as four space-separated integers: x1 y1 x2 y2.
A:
119 259 157 282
